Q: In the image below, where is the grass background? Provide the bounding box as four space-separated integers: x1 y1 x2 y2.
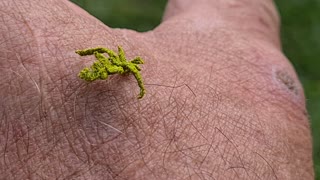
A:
71 0 320 178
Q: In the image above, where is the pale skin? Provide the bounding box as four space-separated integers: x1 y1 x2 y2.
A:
0 0 314 179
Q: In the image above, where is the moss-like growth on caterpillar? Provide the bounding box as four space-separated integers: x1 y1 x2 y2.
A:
76 46 146 99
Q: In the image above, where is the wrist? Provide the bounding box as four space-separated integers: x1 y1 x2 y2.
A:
164 0 280 47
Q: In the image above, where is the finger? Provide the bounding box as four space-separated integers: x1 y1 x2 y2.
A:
162 0 281 47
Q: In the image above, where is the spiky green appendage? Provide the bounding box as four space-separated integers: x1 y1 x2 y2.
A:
76 46 146 99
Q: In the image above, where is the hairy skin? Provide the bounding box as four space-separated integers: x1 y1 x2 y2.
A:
0 0 313 179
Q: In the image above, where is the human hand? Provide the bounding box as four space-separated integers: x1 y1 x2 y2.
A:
0 0 313 179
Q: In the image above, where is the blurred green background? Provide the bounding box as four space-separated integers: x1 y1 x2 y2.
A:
71 0 319 178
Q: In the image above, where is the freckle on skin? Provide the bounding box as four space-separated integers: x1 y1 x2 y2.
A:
275 70 298 95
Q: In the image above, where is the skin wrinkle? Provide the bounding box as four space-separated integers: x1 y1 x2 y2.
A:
0 8 49 179
219 98 276 179
169 95 226 177
3 76 42 176
217 128 249 178
75 86 148 178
